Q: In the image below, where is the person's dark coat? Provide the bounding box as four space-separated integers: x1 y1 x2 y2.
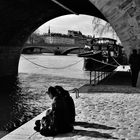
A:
129 53 139 70
129 49 140 87
55 86 76 125
50 95 73 134
63 91 75 124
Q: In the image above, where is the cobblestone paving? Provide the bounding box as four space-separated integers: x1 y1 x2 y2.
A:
75 93 140 140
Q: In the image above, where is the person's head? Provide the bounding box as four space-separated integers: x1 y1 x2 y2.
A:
55 85 69 97
138 49 140 54
47 86 58 99
55 85 64 94
132 49 137 54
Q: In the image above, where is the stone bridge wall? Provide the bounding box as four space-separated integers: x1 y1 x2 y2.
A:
0 46 21 77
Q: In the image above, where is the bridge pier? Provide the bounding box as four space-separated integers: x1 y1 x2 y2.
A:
0 46 21 78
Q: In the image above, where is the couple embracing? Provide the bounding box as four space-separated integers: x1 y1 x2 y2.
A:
34 85 75 136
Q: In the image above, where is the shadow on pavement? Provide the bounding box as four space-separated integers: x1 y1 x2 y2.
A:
73 129 118 139
56 122 118 139
56 129 118 139
74 121 116 130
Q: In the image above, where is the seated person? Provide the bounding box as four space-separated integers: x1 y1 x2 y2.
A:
34 86 73 136
55 85 76 125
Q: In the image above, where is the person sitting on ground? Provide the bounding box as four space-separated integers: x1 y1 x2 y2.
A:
55 85 76 125
34 86 73 136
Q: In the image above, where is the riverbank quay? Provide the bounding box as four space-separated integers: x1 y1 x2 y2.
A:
2 68 140 139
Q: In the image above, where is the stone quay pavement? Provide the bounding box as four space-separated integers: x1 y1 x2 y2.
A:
2 66 140 140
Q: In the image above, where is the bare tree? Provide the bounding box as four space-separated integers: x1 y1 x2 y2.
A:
92 17 119 41
92 17 103 35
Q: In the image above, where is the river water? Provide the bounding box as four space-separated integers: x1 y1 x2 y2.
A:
0 53 91 133
19 53 91 79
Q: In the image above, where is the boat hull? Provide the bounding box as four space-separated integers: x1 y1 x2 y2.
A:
84 58 117 72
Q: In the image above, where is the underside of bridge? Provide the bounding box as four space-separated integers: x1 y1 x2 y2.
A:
0 0 140 79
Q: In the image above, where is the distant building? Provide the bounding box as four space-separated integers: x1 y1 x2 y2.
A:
27 33 45 44
26 29 92 46
42 35 75 45
68 30 82 37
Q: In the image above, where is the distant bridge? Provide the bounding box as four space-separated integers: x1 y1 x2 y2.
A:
22 46 51 54
22 45 84 54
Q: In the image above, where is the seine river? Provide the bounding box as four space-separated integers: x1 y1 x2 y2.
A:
19 53 90 79
0 53 91 134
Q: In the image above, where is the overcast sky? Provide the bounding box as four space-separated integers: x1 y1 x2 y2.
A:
36 14 121 43
37 14 104 36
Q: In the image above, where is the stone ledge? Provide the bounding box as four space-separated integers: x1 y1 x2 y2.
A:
1 111 46 140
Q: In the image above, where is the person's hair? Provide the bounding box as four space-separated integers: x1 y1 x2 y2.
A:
132 49 137 54
47 86 58 97
55 85 69 97
55 85 64 92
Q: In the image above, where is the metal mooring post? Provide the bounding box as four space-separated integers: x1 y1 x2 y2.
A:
94 71 96 85
90 71 92 85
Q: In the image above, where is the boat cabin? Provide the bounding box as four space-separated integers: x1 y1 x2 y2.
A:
78 37 126 72
90 37 122 58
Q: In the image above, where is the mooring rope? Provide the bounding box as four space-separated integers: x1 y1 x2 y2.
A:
21 55 83 69
111 56 121 66
88 57 118 68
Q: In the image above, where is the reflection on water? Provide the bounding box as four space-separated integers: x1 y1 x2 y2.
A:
0 75 52 132
0 76 22 131
0 53 90 133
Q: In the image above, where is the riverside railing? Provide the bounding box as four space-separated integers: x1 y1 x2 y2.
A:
87 57 118 85
67 58 118 99
89 70 111 85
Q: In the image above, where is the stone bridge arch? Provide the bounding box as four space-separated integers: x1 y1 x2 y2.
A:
0 0 140 79
0 0 106 78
